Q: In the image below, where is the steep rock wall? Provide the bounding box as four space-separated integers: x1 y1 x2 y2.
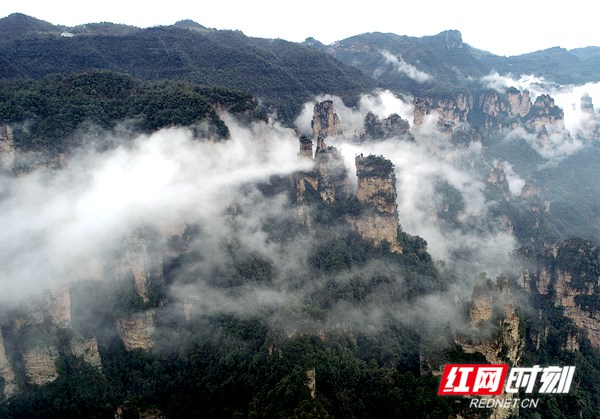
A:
116 310 156 351
456 278 524 419
348 155 402 253
413 89 569 140
311 100 341 139
0 330 18 398
554 270 600 348
518 239 600 349
0 125 15 172
11 306 59 386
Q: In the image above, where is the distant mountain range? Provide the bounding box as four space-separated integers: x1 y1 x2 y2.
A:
1 13 600 120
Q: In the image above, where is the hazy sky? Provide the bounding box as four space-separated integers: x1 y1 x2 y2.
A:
1 0 597 56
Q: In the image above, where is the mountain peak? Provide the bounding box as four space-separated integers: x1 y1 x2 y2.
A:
303 37 326 48
172 19 207 31
0 13 58 37
435 29 463 49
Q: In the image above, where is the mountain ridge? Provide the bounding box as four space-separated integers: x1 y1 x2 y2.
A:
2 13 598 56
2 13 600 116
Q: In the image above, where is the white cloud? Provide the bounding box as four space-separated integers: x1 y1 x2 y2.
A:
0 119 313 304
358 90 414 124
327 131 517 278
379 50 433 83
502 161 526 196
482 72 600 142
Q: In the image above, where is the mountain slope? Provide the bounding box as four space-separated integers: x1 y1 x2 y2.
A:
0 15 377 122
316 30 600 94
319 30 487 94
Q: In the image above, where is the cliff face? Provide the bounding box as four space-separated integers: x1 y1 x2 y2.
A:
123 228 165 305
116 310 156 351
0 283 104 394
518 239 600 349
554 270 600 348
459 277 524 366
297 101 350 208
348 155 402 253
296 140 349 206
298 134 313 159
454 277 524 419
0 125 15 172
0 330 18 398
413 94 472 129
413 89 569 141
311 100 341 139
0 220 185 389
297 101 404 254
360 112 413 141
478 89 532 130
486 160 511 201
305 368 316 400
11 305 60 386
577 93 599 140
41 284 72 328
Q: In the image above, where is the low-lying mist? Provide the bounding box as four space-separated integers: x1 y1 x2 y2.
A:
0 117 312 305
5 85 585 343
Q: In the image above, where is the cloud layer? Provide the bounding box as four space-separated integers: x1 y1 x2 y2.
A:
0 119 312 304
378 50 433 83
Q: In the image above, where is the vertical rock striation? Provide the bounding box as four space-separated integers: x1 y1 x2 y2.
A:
0 125 15 172
348 154 402 253
0 329 18 398
116 310 156 351
311 99 341 139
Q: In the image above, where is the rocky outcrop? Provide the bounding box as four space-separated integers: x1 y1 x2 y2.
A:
10 304 59 386
528 94 564 131
41 284 72 328
505 89 532 118
519 180 537 199
298 134 313 159
577 93 599 140
124 229 165 305
296 105 350 208
456 277 524 419
296 138 349 206
311 100 341 139
348 155 402 253
0 330 18 398
413 89 569 142
297 102 403 255
70 336 102 368
459 277 524 366
3 285 104 387
21 346 60 386
486 160 511 201
413 94 472 129
116 310 156 351
518 239 600 349
469 279 493 325
478 88 532 130
563 331 580 352
305 368 316 400
360 112 413 141
0 125 15 172
554 269 600 347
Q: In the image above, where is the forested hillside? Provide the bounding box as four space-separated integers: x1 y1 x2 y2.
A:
0 14 377 122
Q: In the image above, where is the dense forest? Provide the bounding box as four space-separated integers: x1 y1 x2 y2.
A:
0 71 262 153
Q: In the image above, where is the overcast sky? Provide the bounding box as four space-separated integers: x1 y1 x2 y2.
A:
0 1 597 56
